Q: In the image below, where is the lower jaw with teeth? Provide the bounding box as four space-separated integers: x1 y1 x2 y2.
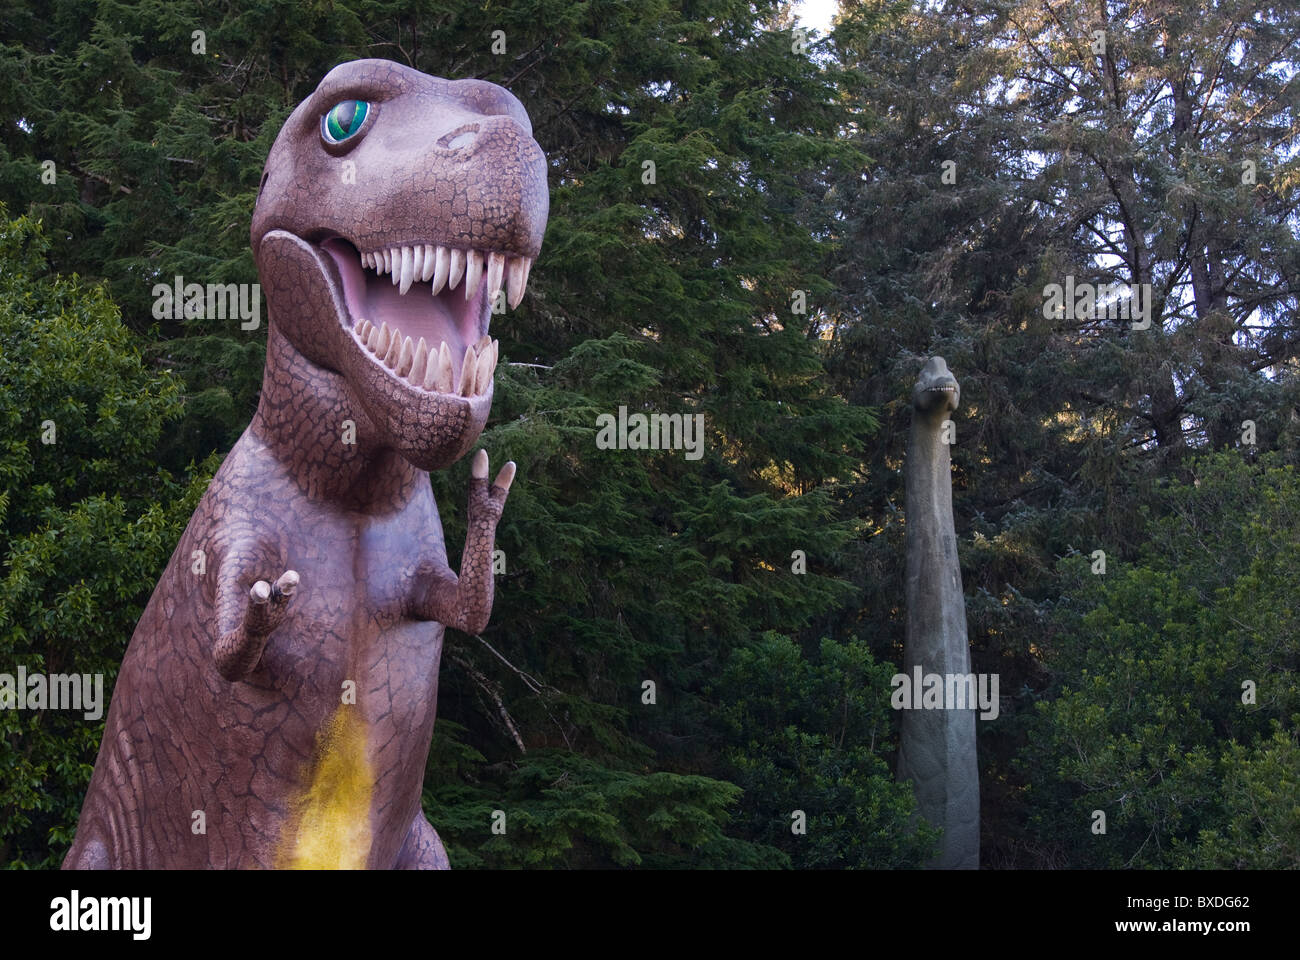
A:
353 317 498 397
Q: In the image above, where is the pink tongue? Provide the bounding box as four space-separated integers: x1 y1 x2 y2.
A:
321 239 470 359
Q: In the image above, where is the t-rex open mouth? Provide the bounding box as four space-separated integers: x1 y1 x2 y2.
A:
320 238 534 399
247 58 548 472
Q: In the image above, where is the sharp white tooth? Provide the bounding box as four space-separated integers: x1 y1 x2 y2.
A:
358 319 373 340
353 317 364 333
475 334 491 353
409 337 430 385
492 338 499 369
507 256 528 309
421 244 435 282
391 247 401 285
376 322 392 356
383 330 402 367
396 336 414 376
423 350 438 390
431 246 450 294
366 324 380 352
458 346 476 396
399 245 414 295
474 344 495 395
448 249 465 290
465 250 484 300
430 341 453 392
486 251 505 304
411 245 425 285
382 249 392 274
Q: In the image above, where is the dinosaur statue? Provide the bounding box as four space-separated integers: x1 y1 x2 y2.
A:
63 59 548 869
896 356 979 869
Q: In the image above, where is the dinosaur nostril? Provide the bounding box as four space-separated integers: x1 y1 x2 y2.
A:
437 124 480 151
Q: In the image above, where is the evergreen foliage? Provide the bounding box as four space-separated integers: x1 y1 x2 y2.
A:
1 0 1297 868
0 207 210 867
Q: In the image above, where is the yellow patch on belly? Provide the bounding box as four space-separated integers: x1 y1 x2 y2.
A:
278 707 372 869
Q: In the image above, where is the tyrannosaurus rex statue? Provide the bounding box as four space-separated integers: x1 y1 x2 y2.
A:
896 356 980 869
63 59 549 869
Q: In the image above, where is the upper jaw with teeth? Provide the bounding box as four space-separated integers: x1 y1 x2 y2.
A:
353 318 498 398
362 242 533 308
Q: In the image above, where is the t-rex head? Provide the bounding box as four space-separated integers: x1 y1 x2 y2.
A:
250 59 549 471
912 356 961 419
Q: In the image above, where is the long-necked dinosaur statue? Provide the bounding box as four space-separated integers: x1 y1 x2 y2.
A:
63 59 548 869
896 356 979 869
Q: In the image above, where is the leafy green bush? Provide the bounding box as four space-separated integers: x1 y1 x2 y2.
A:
0 208 208 867
718 632 936 867
1019 452 1300 868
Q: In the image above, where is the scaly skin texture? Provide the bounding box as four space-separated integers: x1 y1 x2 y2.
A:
896 357 980 869
63 59 548 869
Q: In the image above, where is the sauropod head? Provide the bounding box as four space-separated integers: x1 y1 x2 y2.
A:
912 356 961 418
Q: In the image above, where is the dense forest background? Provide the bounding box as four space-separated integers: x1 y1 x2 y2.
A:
1 0 1297 868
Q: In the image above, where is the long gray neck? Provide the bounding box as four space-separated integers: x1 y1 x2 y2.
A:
899 409 979 869
904 416 964 659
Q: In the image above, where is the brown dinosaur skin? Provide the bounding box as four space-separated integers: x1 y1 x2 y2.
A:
62 59 548 869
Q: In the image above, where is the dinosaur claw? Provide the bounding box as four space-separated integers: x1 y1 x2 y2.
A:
275 570 300 597
250 580 271 603
494 461 516 492
472 448 489 479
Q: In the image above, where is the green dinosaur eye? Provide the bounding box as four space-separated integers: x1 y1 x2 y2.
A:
322 100 369 143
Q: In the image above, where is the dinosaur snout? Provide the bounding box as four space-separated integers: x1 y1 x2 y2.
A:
436 123 481 151
912 357 961 413
432 114 528 155
363 109 547 262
